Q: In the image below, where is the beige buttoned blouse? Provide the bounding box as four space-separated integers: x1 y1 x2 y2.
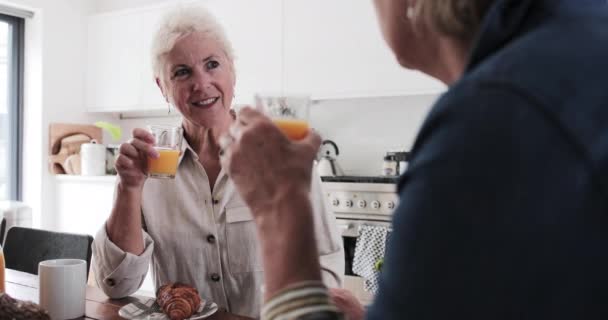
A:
92 138 344 318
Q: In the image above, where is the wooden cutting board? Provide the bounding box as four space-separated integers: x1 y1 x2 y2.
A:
49 123 102 174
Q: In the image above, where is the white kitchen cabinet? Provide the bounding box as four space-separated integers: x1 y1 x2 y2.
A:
52 175 156 296
139 8 168 109
284 0 446 99
53 175 116 238
86 12 145 112
86 0 282 112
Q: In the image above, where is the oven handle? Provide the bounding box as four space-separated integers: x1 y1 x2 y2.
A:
338 221 392 237
340 223 360 237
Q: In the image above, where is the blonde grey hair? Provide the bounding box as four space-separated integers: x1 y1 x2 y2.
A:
150 4 235 80
418 0 495 43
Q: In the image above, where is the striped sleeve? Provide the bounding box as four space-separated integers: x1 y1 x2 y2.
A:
261 281 344 320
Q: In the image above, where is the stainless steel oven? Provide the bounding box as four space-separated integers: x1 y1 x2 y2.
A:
322 177 398 305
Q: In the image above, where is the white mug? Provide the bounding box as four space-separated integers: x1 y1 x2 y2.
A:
80 140 107 176
38 259 87 319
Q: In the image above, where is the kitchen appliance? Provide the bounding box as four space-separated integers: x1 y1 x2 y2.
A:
321 175 399 305
385 151 410 176
317 140 344 177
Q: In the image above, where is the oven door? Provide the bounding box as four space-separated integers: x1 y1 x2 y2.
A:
337 217 391 305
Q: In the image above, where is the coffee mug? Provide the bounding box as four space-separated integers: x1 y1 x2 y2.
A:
38 259 87 319
80 140 107 176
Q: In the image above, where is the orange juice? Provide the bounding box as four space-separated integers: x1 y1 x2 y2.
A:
272 118 310 140
148 148 180 178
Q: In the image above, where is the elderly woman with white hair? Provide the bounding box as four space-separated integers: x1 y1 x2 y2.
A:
220 0 608 319
90 5 343 319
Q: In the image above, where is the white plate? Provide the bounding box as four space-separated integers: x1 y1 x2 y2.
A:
118 297 219 320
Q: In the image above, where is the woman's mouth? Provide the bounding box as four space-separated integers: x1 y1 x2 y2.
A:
190 97 219 108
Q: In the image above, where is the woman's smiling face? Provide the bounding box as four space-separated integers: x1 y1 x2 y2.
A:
159 32 235 128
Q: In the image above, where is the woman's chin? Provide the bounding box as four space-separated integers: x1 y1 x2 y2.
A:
396 56 417 70
186 107 231 129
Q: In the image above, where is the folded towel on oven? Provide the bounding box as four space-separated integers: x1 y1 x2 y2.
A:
352 225 390 293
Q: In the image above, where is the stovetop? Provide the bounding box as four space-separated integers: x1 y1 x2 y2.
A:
320 175 400 184
321 176 399 219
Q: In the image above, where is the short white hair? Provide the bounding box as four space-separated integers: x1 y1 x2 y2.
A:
150 4 235 80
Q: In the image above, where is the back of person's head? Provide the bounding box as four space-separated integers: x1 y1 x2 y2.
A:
150 4 235 80
418 0 496 44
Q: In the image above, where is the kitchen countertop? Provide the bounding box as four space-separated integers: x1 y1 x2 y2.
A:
321 175 400 184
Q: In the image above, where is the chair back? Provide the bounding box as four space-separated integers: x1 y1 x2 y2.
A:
3 226 94 276
0 218 5 246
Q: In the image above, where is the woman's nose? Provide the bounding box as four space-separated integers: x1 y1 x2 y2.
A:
190 69 211 91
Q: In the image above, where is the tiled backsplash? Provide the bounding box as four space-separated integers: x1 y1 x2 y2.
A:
109 94 439 176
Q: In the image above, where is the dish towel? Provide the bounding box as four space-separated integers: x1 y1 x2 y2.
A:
352 225 390 294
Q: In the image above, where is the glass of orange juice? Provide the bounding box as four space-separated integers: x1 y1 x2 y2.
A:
147 124 183 179
255 94 311 140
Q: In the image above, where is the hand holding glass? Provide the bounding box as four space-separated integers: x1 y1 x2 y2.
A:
147 125 183 179
255 95 311 140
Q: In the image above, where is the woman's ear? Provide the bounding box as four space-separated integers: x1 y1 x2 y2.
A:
155 77 169 103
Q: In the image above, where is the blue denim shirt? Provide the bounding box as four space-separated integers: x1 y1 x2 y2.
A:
368 0 608 319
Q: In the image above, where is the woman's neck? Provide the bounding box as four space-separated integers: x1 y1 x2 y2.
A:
182 116 233 191
182 116 233 161
421 37 470 85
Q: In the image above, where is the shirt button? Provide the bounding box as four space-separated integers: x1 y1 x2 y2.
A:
212 199 219 205
106 278 116 286
207 234 216 244
210 273 221 282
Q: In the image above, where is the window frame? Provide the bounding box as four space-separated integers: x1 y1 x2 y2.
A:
0 13 24 201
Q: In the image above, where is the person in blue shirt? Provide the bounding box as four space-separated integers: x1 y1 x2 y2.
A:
219 0 608 319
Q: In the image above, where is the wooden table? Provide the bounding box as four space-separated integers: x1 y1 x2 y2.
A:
5 269 252 320
6 268 144 320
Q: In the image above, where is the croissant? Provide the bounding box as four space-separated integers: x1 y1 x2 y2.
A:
156 283 202 320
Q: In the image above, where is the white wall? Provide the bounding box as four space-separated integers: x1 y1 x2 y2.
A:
1 0 115 229
311 94 436 176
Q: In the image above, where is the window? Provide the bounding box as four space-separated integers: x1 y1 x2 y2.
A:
0 13 24 201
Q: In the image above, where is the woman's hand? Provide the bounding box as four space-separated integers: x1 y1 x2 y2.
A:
219 107 321 215
115 128 159 190
330 288 366 320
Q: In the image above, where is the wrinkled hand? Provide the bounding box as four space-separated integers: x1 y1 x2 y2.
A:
219 107 321 215
330 288 366 320
115 128 159 190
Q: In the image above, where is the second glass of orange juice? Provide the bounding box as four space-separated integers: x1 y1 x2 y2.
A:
147 125 183 179
256 95 311 140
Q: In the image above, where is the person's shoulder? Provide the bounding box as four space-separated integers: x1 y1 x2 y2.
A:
466 11 608 102
428 78 539 126
411 78 553 161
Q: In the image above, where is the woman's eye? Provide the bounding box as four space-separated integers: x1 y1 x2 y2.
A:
173 68 190 78
206 60 219 70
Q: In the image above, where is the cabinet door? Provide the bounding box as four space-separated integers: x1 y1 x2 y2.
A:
284 0 445 99
139 8 168 110
54 178 115 237
86 12 143 112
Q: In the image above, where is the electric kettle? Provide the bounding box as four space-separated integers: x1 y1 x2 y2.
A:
316 140 344 177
